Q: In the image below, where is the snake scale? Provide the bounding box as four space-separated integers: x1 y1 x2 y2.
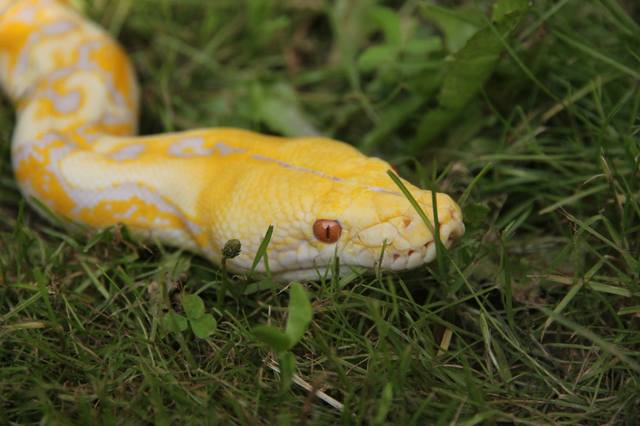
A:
0 0 464 281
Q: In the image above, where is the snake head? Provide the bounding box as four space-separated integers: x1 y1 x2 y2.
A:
277 178 465 281
210 138 464 281
208 137 464 282
344 187 464 269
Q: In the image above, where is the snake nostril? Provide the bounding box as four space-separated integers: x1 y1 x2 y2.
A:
408 249 415 256
393 254 400 260
403 217 412 227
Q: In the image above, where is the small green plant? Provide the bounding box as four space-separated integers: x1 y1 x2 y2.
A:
217 238 242 306
162 293 217 339
252 282 313 391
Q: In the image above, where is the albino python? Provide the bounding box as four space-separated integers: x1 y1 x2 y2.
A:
0 0 464 281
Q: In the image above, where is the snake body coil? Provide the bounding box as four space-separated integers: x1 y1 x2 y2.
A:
0 0 465 281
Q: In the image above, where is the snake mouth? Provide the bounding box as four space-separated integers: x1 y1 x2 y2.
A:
269 215 465 282
380 215 466 270
352 203 466 270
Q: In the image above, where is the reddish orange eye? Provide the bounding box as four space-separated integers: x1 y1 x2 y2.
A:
313 219 342 243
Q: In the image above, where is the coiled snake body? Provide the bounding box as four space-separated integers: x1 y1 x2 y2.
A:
0 0 464 281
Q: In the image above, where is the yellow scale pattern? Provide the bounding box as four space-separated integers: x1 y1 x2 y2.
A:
0 0 465 281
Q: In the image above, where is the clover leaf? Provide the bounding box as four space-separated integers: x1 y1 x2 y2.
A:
162 293 217 339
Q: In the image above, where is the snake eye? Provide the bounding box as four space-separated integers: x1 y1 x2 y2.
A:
313 219 342 243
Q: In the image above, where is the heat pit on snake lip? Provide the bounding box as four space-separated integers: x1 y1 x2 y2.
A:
419 219 465 266
366 212 467 271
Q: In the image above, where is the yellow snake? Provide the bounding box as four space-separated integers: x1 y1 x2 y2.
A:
0 0 465 281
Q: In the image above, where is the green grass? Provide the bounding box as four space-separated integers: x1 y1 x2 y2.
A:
1 0 640 423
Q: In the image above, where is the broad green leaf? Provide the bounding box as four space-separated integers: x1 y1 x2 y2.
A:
358 45 398 71
413 0 529 150
436 28 505 111
421 5 483 53
190 314 217 339
162 312 188 333
181 294 205 320
278 351 296 392
492 0 529 22
369 6 402 45
284 282 312 346
252 325 291 352
403 37 443 56
253 83 319 137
